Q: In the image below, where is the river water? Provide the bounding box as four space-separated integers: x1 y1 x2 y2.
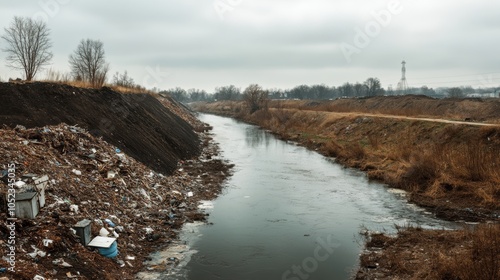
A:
150 114 455 280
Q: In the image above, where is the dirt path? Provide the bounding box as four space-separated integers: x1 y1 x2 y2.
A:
274 108 500 127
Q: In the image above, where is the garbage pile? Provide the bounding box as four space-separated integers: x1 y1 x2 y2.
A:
0 123 230 280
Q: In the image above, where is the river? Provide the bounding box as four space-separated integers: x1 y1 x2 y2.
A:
145 113 455 280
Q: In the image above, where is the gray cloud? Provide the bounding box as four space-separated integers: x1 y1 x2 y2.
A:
0 0 499 90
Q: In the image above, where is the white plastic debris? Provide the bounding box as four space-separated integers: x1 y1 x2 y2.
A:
109 215 120 223
72 169 82 175
53 258 73 268
99 227 110 237
187 191 194 197
140 188 151 200
33 275 46 280
143 227 154 234
115 226 125 233
126 255 136 260
69 204 79 214
14 180 26 187
43 239 54 247
107 171 116 179
28 246 46 258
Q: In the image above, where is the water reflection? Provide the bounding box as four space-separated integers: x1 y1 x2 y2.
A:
245 126 273 147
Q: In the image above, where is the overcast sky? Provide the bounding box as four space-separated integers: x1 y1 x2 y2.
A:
0 0 499 91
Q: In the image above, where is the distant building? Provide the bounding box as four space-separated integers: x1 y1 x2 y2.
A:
466 92 499 98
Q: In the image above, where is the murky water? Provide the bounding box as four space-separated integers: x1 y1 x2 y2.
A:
150 114 455 280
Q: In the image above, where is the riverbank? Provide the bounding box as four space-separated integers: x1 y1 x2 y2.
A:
192 99 500 222
0 82 232 279
192 98 500 279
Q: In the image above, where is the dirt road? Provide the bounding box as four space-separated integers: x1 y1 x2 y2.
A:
273 107 500 127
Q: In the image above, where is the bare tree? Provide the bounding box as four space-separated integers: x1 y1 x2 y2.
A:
353 82 366 97
243 84 269 113
69 39 109 87
364 77 382 96
447 87 465 98
112 70 134 87
338 82 354 97
1 16 53 81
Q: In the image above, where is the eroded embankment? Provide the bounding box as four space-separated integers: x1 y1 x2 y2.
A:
0 82 200 175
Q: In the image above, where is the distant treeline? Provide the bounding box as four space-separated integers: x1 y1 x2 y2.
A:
161 78 500 103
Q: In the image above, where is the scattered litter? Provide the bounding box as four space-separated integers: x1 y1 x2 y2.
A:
28 246 46 258
14 180 26 187
0 121 230 278
52 258 72 268
42 239 53 247
104 218 116 227
33 275 45 280
107 171 116 179
115 226 125 233
116 259 125 267
99 228 110 237
69 204 79 214
140 188 151 200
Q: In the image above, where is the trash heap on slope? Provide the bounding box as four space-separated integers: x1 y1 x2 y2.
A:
0 123 229 280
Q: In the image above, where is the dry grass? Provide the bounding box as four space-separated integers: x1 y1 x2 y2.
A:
431 224 500 280
358 224 500 279
38 68 152 93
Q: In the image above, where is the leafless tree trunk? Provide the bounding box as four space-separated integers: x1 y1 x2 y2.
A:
447 87 465 98
243 84 269 113
69 39 109 87
1 16 53 81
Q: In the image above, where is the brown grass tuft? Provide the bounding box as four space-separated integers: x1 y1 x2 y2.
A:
433 224 500 280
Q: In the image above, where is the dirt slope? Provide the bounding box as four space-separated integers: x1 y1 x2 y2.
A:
0 82 199 175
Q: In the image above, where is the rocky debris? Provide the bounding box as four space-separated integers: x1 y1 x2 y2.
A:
0 123 231 279
0 82 200 175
